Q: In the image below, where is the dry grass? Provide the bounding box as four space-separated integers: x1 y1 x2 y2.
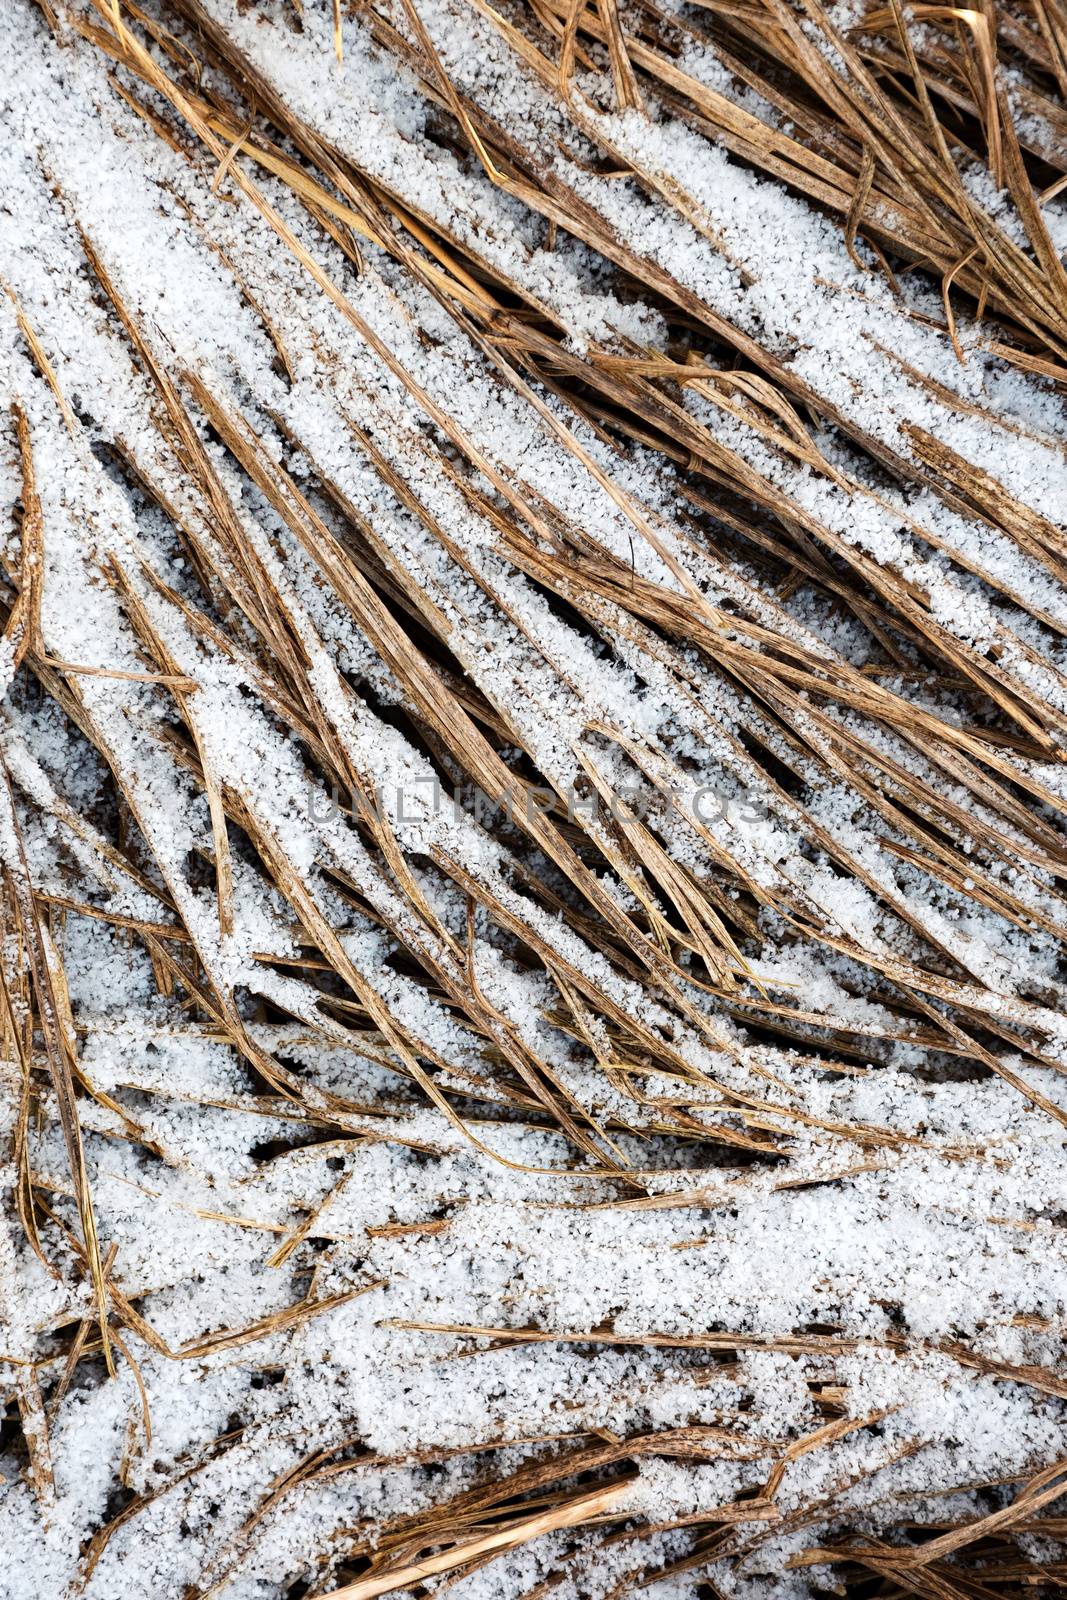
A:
4 0 1067 1593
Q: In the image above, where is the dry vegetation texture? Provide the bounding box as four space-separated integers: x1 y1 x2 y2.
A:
2 0 1067 1594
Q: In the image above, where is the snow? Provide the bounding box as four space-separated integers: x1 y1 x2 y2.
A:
0 0 1066 1595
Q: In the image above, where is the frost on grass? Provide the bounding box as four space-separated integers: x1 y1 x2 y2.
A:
1 0 1067 1596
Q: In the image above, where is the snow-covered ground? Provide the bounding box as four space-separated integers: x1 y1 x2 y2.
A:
1 0 1066 1595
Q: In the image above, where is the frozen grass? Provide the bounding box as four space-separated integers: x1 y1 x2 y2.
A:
1 0 1067 1594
